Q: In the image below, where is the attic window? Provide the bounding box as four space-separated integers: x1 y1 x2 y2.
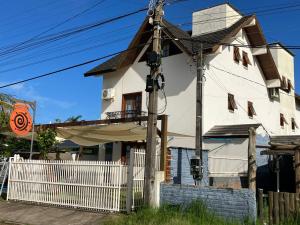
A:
228 93 237 112
292 118 298 131
248 101 256 118
233 46 241 63
242 51 251 67
280 113 287 127
287 79 293 93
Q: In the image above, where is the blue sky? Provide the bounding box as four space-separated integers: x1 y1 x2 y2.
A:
0 0 299 123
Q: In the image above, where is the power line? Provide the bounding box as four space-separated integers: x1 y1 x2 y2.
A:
1 0 107 56
0 7 148 58
0 43 149 89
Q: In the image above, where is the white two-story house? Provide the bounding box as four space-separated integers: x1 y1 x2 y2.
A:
84 3 298 187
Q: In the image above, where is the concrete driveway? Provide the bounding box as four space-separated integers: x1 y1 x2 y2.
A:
0 201 118 225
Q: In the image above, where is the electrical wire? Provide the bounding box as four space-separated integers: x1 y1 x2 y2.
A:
0 43 150 89
2 0 108 56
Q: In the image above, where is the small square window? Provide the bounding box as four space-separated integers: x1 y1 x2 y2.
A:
242 51 251 67
248 101 256 118
233 46 241 63
228 93 237 111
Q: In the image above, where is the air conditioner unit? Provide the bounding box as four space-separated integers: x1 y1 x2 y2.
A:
269 88 279 99
102 88 115 100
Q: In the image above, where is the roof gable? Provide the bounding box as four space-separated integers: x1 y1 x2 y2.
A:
85 15 280 81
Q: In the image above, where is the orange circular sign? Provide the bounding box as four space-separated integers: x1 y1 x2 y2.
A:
10 103 33 136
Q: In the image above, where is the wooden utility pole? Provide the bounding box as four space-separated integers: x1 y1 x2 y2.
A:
195 44 204 181
248 127 257 192
144 0 164 207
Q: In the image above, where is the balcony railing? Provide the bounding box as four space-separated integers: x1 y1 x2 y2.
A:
106 110 147 120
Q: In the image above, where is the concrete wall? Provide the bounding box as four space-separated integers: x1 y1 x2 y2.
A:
192 4 242 36
169 148 208 186
160 183 256 221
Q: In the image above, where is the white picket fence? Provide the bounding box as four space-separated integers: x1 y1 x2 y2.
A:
7 149 146 212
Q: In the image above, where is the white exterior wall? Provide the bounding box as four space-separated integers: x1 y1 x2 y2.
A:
203 31 282 136
100 29 297 149
270 46 297 134
192 4 242 36
102 52 196 148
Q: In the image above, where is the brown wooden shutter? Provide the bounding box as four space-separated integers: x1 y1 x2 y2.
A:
242 51 251 67
281 76 288 90
292 118 298 130
248 101 256 118
228 93 237 111
287 79 293 93
234 47 241 63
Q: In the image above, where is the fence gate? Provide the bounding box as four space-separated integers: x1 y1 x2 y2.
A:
7 157 128 211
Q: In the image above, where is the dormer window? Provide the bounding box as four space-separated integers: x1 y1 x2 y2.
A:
248 101 256 118
233 46 241 63
228 93 237 112
242 51 251 67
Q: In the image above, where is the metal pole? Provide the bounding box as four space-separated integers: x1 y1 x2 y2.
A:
195 43 204 181
29 101 36 160
144 0 163 207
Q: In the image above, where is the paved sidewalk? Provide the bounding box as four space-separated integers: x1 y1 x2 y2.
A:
0 201 118 225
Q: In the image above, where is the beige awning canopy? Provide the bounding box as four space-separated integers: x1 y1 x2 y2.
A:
56 122 192 146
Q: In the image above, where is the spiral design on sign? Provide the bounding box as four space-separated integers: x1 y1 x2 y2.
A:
13 112 29 131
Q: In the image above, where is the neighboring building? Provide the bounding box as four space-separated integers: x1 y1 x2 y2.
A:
84 4 298 187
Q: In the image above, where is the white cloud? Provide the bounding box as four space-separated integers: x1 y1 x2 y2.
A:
0 82 76 110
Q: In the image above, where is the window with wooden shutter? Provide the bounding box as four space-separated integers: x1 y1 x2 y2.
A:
292 118 298 131
242 51 251 67
228 93 237 111
248 101 256 118
233 46 241 63
280 113 287 127
281 76 288 90
287 79 293 93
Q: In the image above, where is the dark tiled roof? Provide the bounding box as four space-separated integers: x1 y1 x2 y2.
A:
204 124 261 137
85 53 125 77
84 15 280 81
270 135 300 144
191 16 252 51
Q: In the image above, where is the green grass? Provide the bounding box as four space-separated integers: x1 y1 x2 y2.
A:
105 201 300 225
105 202 252 225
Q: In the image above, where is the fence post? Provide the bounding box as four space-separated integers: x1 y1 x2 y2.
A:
279 192 285 222
269 191 274 225
6 157 12 201
289 193 295 215
274 192 279 224
284 192 290 218
248 127 256 192
126 149 135 213
258 189 264 222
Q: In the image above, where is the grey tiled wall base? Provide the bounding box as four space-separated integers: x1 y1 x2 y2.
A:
160 183 256 222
